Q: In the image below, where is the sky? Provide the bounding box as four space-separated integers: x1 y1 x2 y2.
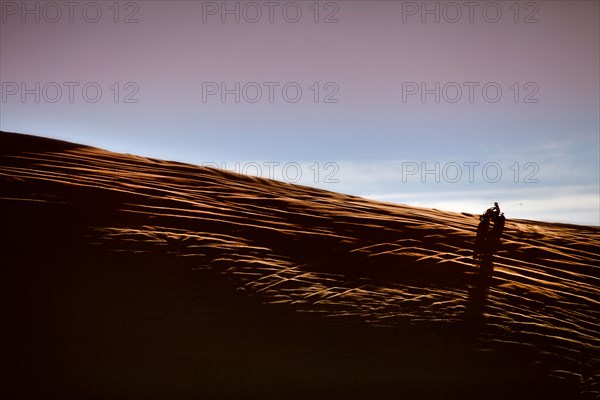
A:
1 0 599 225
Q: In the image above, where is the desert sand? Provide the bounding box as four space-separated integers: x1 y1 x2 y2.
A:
2 131 599 399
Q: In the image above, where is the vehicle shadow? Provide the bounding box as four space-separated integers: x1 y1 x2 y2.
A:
464 217 505 323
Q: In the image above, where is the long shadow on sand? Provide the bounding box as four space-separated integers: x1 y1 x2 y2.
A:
464 218 505 323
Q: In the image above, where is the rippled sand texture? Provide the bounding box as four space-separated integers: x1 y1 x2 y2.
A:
3 132 598 399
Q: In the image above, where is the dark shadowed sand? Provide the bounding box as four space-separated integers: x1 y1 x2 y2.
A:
2 131 599 400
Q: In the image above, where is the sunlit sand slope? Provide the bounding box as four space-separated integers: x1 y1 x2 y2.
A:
2 131 599 399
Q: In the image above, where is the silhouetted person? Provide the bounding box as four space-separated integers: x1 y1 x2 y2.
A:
491 202 501 220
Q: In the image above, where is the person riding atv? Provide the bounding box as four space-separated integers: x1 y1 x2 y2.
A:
480 202 502 222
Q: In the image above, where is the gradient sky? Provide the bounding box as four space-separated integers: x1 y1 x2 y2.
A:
1 0 599 225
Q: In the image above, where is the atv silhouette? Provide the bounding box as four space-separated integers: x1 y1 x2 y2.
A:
480 207 499 222
480 202 505 225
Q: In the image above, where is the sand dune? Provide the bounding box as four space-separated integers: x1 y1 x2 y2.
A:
2 131 599 399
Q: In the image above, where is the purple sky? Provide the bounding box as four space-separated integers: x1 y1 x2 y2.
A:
1 1 599 225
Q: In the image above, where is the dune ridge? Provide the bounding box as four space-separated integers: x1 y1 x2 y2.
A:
2 131 599 399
